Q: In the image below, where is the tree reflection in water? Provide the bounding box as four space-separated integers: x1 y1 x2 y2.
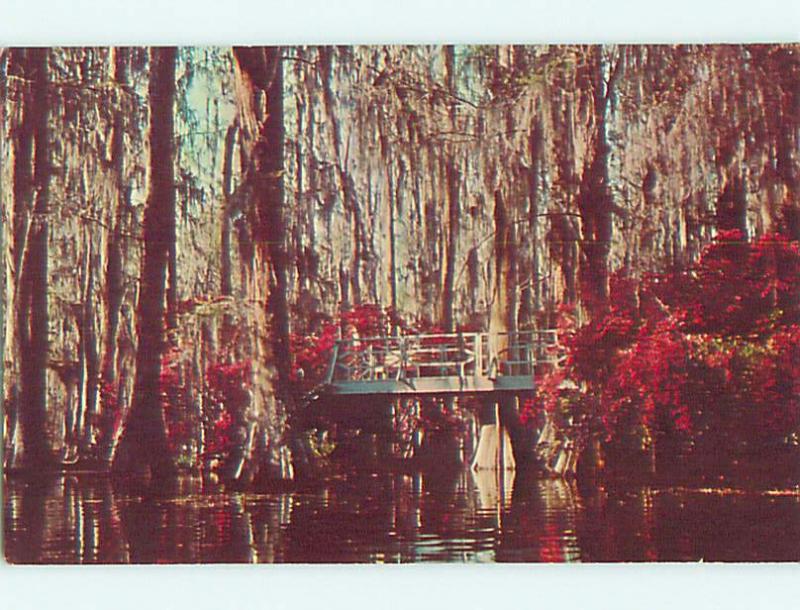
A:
4 472 800 563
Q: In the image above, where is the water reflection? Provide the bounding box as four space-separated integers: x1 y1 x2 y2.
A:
471 467 515 509
4 471 800 563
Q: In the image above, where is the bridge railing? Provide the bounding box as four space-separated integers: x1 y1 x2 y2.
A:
326 330 562 385
481 330 562 377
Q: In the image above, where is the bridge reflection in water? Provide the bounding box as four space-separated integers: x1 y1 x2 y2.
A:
5 471 800 563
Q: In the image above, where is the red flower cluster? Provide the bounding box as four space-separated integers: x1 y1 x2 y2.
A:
534 231 800 465
290 323 339 389
340 303 390 337
205 360 252 412
205 410 234 455
290 304 398 391
203 360 252 456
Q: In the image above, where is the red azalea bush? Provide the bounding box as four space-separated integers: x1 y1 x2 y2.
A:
203 359 252 457
340 303 390 337
664 230 800 336
156 339 254 463
290 322 339 391
535 231 800 475
289 304 407 392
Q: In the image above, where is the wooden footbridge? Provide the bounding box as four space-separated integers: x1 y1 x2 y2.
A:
324 330 562 396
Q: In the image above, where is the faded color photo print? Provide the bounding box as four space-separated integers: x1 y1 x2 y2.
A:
2 44 800 563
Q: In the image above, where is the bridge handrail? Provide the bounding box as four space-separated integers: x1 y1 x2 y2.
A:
329 329 558 344
326 329 562 384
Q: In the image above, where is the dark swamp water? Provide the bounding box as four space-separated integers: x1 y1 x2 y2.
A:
4 468 800 564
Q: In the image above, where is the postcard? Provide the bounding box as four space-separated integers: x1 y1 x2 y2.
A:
2 43 799 564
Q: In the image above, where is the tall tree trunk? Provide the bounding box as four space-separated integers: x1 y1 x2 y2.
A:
5 49 30 470
441 45 460 331
102 47 139 465
10 48 53 470
490 189 517 338
577 45 623 313
220 122 237 296
525 120 544 322
112 47 178 478
232 46 293 483
166 228 178 330
1 48 9 466
103 47 131 385
76 232 100 453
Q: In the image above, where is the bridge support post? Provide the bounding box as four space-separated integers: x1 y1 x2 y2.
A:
471 393 515 471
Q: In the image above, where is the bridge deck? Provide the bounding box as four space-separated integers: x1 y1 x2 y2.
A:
325 330 561 396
